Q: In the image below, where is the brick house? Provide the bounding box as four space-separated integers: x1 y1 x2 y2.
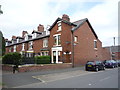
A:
5 14 111 66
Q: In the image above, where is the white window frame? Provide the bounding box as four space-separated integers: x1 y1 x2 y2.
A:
43 39 48 48
22 43 25 51
13 45 16 52
57 21 62 32
94 40 97 50
74 36 78 42
53 34 61 46
29 41 33 50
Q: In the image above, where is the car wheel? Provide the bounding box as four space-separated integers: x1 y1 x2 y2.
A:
85 68 88 71
103 67 105 70
112 65 114 68
96 68 98 72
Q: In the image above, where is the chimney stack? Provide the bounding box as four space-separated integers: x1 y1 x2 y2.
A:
22 31 28 37
62 14 70 22
38 24 44 32
12 36 16 39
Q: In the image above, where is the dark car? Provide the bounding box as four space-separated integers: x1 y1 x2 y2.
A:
115 60 120 67
85 61 105 72
103 60 118 68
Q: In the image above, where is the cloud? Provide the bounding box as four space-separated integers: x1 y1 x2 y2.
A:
70 0 118 46
0 0 119 47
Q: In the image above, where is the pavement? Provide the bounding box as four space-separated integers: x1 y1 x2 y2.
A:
2 66 119 88
14 68 118 88
2 66 85 88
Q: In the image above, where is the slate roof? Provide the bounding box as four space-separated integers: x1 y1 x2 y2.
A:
49 17 98 39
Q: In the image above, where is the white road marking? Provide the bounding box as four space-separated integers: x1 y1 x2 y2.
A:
99 76 111 82
88 84 92 85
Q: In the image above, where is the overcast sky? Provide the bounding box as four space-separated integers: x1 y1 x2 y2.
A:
0 0 119 47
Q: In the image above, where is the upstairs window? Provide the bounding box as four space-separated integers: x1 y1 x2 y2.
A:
29 41 33 50
22 43 25 51
43 39 48 48
54 36 57 45
57 21 62 31
58 35 61 45
74 36 78 42
53 34 61 46
94 40 97 49
13 45 16 52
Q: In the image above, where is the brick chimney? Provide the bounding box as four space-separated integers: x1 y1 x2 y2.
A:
5 38 8 41
38 24 44 32
12 36 16 39
62 14 70 22
22 31 28 37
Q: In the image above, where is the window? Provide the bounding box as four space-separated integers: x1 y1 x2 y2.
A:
43 39 48 48
13 45 16 52
29 41 33 50
94 40 97 48
58 35 61 45
57 21 62 31
74 36 78 42
54 36 57 45
53 34 61 46
41 51 49 56
22 43 25 51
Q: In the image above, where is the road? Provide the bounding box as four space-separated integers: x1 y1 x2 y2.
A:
2 67 119 88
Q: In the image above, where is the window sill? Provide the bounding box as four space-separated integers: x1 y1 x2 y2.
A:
94 48 98 50
57 30 62 32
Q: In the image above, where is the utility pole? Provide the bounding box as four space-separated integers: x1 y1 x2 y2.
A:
71 30 74 68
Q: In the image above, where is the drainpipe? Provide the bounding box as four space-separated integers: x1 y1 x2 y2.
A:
71 30 74 68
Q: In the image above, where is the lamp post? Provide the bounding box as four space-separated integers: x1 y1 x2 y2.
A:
0 5 3 15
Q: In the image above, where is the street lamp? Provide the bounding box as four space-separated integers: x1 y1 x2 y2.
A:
0 5 3 15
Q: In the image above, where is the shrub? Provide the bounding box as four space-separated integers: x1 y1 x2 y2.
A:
35 56 51 64
2 52 21 65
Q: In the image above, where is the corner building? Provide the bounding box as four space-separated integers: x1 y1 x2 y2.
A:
5 14 111 66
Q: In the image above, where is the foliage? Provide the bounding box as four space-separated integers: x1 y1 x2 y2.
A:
2 37 5 56
35 56 51 64
2 52 21 65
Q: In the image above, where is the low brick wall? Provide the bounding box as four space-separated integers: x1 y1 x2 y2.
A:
2 63 72 72
2 65 13 71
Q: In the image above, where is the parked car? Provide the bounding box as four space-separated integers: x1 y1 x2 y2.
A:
85 60 105 72
115 60 120 67
103 60 118 68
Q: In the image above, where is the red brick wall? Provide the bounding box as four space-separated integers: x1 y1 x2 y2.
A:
33 39 43 54
73 22 103 66
2 64 72 72
49 21 72 63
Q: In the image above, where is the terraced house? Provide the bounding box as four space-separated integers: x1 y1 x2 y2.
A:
5 14 111 66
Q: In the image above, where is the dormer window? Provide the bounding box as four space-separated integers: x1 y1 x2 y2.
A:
57 21 62 31
12 39 17 44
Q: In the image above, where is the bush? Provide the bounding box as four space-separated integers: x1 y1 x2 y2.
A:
35 56 51 64
21 57 35 64
2 52 21 65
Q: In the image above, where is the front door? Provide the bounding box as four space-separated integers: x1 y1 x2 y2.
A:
53 51 56 63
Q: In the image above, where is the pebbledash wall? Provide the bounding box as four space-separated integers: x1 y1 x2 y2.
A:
5 14 111 66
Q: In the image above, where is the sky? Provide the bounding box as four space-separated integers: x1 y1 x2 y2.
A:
0 0 119 47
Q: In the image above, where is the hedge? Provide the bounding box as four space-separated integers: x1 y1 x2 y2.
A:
35 56 51 64
2 52 21 65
